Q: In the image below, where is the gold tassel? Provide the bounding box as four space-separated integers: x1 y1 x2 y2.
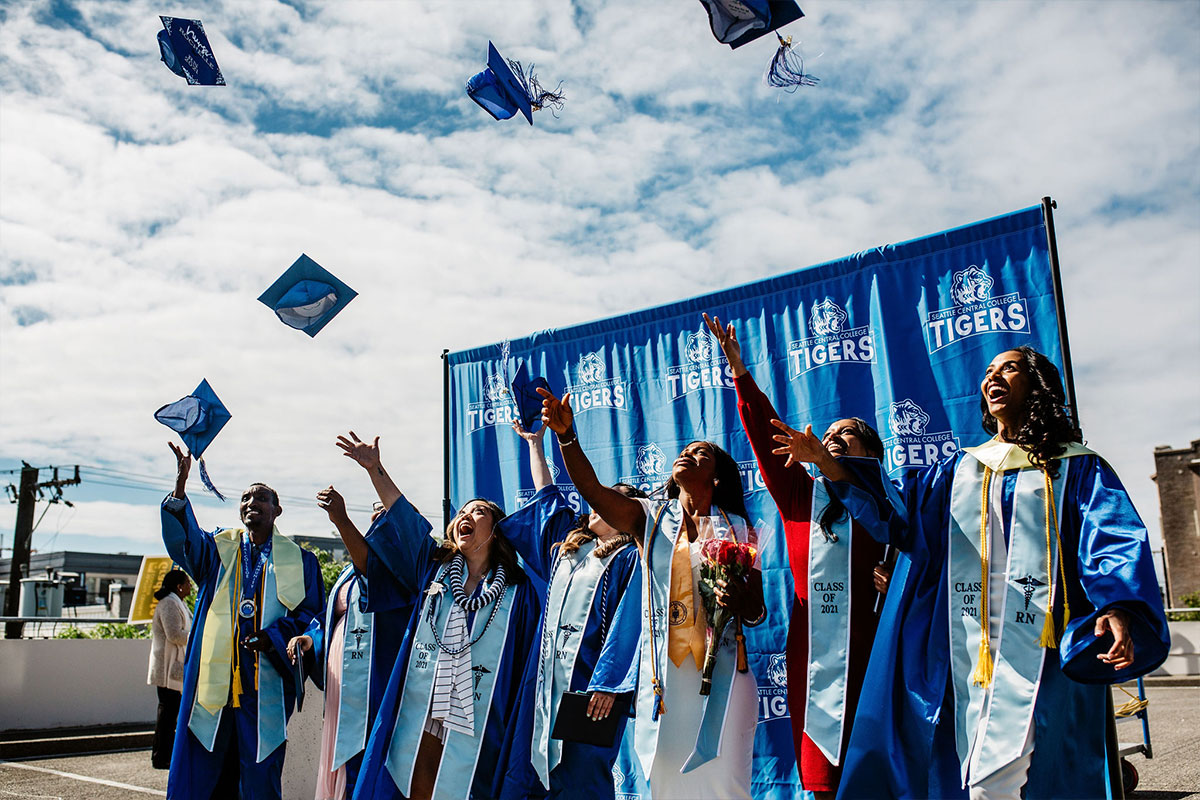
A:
973 467 994 688
971 638 995 687
653 680 667 718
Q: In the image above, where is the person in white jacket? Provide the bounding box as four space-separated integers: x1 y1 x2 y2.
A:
148 569 193 769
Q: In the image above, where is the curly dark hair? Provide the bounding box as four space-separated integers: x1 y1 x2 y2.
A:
979 346 1082 477
665 441 752 526
555 483 648 558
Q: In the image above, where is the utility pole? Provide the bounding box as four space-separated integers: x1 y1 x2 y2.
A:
4 464 81 639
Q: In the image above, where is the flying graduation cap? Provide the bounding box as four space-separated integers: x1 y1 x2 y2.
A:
698 2 817 91
155 379 231 499
699 0 804 48
157 16 225 86
510 361 551 432
466 42 564 125
257 255 358 337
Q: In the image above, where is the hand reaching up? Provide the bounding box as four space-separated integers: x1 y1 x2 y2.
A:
703 312 746 376
336 431 381 471
769 420 830 467
537 387 575 437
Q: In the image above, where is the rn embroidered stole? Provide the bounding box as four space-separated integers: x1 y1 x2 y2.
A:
948 448 1080 785
531 539 627 786
328 568 374 770
385 565 515 800
191 528 304 759
803 478 854 766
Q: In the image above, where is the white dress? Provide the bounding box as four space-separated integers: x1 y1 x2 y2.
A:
642 502 759 800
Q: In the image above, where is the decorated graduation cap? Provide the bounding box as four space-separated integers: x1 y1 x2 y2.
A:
466 42 564 125
257 254 358 337
157 16 225 86
699 0 803 48
155 379 231 499
510 361 550 432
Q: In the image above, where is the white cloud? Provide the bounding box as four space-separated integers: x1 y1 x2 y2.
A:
1 0 1197 558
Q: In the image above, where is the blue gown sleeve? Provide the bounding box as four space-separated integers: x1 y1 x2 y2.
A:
587 558 642 694
1058 456 1171 683
304 613 326 692
261 548 327 678
363 494 436 603
496 486 576 583
160 495 219 583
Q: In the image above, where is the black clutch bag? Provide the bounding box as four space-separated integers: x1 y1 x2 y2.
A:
550 691 630 747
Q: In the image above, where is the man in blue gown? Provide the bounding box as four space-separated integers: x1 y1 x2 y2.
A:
161 443 325 800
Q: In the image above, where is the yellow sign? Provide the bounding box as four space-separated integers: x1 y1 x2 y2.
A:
128 556 177 625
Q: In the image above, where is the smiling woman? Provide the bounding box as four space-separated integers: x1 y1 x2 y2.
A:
830 346 1171 800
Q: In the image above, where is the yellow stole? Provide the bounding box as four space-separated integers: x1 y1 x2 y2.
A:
195 527 306 712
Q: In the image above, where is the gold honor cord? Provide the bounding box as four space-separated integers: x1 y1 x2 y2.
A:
231 546 243 708
972 468 995 688
1038 470 1071 648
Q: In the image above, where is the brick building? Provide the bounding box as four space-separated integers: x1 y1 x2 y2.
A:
1152 438 1200 606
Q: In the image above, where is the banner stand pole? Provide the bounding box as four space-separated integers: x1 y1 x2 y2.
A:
1040 196 1080 428
442 348 453 525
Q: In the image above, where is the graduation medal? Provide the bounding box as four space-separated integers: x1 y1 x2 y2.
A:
239 598 257 619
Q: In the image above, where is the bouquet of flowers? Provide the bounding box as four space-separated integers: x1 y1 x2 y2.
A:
697 537 757 695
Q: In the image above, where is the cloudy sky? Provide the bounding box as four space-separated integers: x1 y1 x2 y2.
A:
1 0 1197 565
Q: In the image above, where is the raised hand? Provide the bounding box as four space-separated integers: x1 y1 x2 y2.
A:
703 312 745 375
769 420 830 468
168 441 191 499
537 387 575 436
317 485 350 525
336 431 381 471
511 417 547 444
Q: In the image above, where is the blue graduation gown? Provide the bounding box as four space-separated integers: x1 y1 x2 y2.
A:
497 486 643 800
832 453 1170 800
305 564 414 797
161 496 325 800
351 495 542 800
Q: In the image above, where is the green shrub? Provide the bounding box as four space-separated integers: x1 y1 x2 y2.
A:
92 622 151 639
55 625 90 639
1168 590 1200 622
301 542 351 595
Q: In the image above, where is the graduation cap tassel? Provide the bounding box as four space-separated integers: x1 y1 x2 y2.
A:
197 458 227 501
766 33 819 91
508 58 566 116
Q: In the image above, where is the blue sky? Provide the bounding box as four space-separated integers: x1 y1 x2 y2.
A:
1 0 1198 560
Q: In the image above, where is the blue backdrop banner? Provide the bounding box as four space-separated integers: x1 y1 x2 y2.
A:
445 203 1066 800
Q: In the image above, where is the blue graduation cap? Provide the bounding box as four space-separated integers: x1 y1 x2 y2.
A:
157 16 225 86
257 254 357 337
155 379 231 499
510 361 550 432
466 42 564 125
699 1 804 49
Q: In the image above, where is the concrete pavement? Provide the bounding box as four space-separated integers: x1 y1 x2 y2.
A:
0 684 1195 799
